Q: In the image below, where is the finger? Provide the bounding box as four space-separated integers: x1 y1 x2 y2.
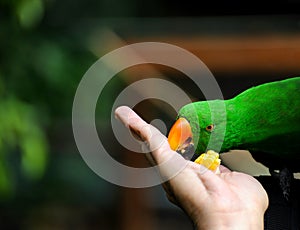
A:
114 106 150 140
115 106 177 163
184 162 228 194
115 106 188 178
115 106 163 146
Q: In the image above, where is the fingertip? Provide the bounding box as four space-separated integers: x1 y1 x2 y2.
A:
114 106 182 167
115 106 144 129
114 106 131 122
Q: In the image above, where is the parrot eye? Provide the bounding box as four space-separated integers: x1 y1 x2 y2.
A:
206 124 214 132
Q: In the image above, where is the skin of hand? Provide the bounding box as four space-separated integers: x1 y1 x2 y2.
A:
115 106 269 230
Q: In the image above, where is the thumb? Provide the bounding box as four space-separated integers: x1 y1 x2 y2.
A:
115 106 172 164
114 106 188 180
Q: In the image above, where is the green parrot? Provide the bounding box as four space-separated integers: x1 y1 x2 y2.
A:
168 76 300 199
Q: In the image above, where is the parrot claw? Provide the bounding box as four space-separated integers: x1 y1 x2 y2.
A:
194 150 221 173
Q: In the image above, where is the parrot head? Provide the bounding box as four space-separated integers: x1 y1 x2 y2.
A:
168 101 217 159
168 100 227 160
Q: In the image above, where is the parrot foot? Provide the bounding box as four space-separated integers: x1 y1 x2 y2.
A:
194 150 221 173
270 167 293 201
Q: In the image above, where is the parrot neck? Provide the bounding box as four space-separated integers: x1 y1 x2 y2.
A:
222 98 271 151
223 93 300 154
222 98 264 151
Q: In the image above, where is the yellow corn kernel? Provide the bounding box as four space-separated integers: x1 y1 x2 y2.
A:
194 150 221 172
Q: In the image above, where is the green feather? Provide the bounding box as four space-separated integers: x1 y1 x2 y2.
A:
178 77 300 166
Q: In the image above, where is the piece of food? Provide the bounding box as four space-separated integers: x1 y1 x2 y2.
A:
194 150 221 173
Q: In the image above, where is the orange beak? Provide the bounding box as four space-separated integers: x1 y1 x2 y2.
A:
168 117 194 154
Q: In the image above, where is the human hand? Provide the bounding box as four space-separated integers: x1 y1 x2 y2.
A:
115 106 269 230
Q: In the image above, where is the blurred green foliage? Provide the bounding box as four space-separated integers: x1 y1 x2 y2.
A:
0 0 98 198
17 0 44 29
0 97 47 195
